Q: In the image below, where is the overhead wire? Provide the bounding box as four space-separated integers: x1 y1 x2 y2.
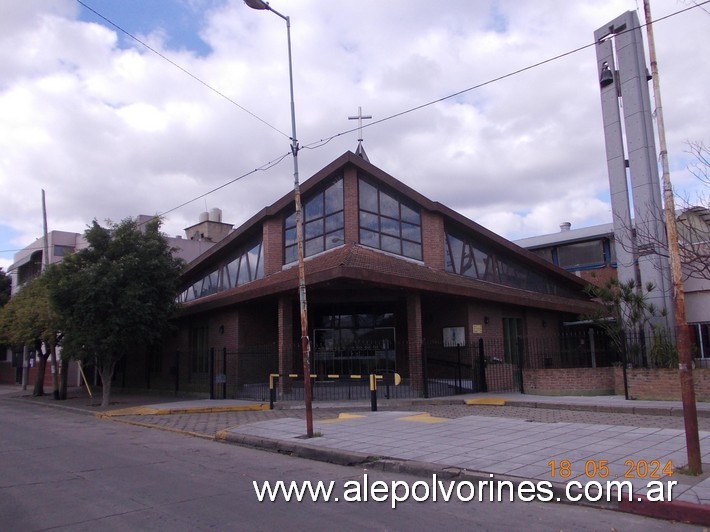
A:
302 0 710 150
4 0 707 253
75 0 290 140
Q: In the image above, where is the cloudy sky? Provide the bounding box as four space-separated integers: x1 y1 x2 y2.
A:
2 0 709 271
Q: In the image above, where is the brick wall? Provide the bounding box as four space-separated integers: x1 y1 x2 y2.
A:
523 367 615 396
407 292 424 392
522 366 710 401
0 362 17 384
614 367 710 401
578 266 616 287
262 217 283 276
422 210 445 269
343 166 359 245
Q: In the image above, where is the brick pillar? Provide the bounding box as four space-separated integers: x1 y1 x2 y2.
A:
342 166 359 245
407 292 424 394
278 296 294 394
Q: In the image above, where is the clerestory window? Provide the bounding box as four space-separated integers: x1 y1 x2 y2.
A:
284 177 344 264
358 177 422 260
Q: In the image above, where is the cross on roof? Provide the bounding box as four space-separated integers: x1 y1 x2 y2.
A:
348 106 372 143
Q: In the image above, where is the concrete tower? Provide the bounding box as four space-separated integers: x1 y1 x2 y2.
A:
594 11 673 327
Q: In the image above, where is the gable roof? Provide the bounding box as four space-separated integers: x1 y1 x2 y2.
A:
182 151 590 292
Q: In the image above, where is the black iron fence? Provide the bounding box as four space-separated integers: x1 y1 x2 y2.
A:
160 329 669 401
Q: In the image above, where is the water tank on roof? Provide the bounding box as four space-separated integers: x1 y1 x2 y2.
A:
199 211 209 223
209 208 222 223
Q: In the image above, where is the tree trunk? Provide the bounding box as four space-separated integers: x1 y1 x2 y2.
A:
99 362 116 408
33 355 47 397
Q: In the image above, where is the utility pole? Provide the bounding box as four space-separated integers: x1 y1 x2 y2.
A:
42 189 60 401
643 0 701 474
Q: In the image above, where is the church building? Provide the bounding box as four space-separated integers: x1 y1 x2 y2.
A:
154 150 599 398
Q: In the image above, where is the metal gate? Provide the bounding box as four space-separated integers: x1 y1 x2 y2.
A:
423 338 522 397
209 346 277 401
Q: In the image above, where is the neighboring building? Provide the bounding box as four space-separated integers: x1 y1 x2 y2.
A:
138 151 600 398
6 213 231 296
515 222 617 288
516 217 710 360
1 212 232 385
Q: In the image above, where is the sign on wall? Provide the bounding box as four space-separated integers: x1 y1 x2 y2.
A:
443 326 465 347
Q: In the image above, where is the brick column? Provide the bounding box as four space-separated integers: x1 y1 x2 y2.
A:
407 292 424 394
342 166 359 245
278 296 294 394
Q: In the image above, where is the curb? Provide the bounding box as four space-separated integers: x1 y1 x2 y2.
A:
619 496 710 525
100 403 270 417
493 399 710 418
215 429 710 526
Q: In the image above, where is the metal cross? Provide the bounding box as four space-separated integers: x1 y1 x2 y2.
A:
348 106 372 143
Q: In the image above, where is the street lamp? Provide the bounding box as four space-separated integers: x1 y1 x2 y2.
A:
244 0 314 437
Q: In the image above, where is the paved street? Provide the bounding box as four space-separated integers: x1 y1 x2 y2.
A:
4 385 710 526
2 396 696 531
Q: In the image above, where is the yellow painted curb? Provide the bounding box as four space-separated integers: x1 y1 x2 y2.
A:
98 403 270 417
398 413 449 423
464 398 508 406
99 407 162 417
156 403 270 415
321 413 366 424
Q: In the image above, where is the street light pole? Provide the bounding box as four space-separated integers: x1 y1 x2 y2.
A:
244 0 313 437
643 0 701 475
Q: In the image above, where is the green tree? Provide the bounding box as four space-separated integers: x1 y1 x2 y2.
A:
584 278 668 366
0 276 62 396
0 268 11 308
46 218 184 407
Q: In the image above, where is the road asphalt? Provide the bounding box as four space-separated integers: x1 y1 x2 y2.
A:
3 384 710 526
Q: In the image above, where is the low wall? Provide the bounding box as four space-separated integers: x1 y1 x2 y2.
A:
523 366 710 402
523 367 615 396
614 367 710 402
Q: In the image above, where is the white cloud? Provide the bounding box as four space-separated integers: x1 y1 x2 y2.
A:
1 0 708 267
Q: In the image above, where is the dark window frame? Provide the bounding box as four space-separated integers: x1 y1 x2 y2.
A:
357 176 422 260
284 176 344 265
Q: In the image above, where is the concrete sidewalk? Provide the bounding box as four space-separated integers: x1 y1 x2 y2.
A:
216 403 710 525
125 390 710 525
3 384 710 524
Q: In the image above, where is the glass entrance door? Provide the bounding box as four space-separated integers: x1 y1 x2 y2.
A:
314 323 396 376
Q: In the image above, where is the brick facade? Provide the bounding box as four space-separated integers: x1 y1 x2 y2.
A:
154 152 597 397
523 366 710 401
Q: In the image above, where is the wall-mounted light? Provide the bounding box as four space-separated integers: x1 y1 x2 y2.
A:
599 61 614 88
484 316 490 325
219 325 225 334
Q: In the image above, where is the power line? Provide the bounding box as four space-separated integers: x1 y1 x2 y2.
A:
149 0 710 231
151 151 291 221
4 1 707 257
75 0 290 140
302 0 710 150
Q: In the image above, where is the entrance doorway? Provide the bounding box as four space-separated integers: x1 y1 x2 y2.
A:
312 310 397 376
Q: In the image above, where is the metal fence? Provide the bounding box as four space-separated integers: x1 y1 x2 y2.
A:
163 328 668 401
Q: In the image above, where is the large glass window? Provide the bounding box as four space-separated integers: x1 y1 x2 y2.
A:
358 177 422 260
445 232 497 283
557 240 605 269
284 177 344 264
179 238 264 304
222 239 264 289
445 229 578 297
